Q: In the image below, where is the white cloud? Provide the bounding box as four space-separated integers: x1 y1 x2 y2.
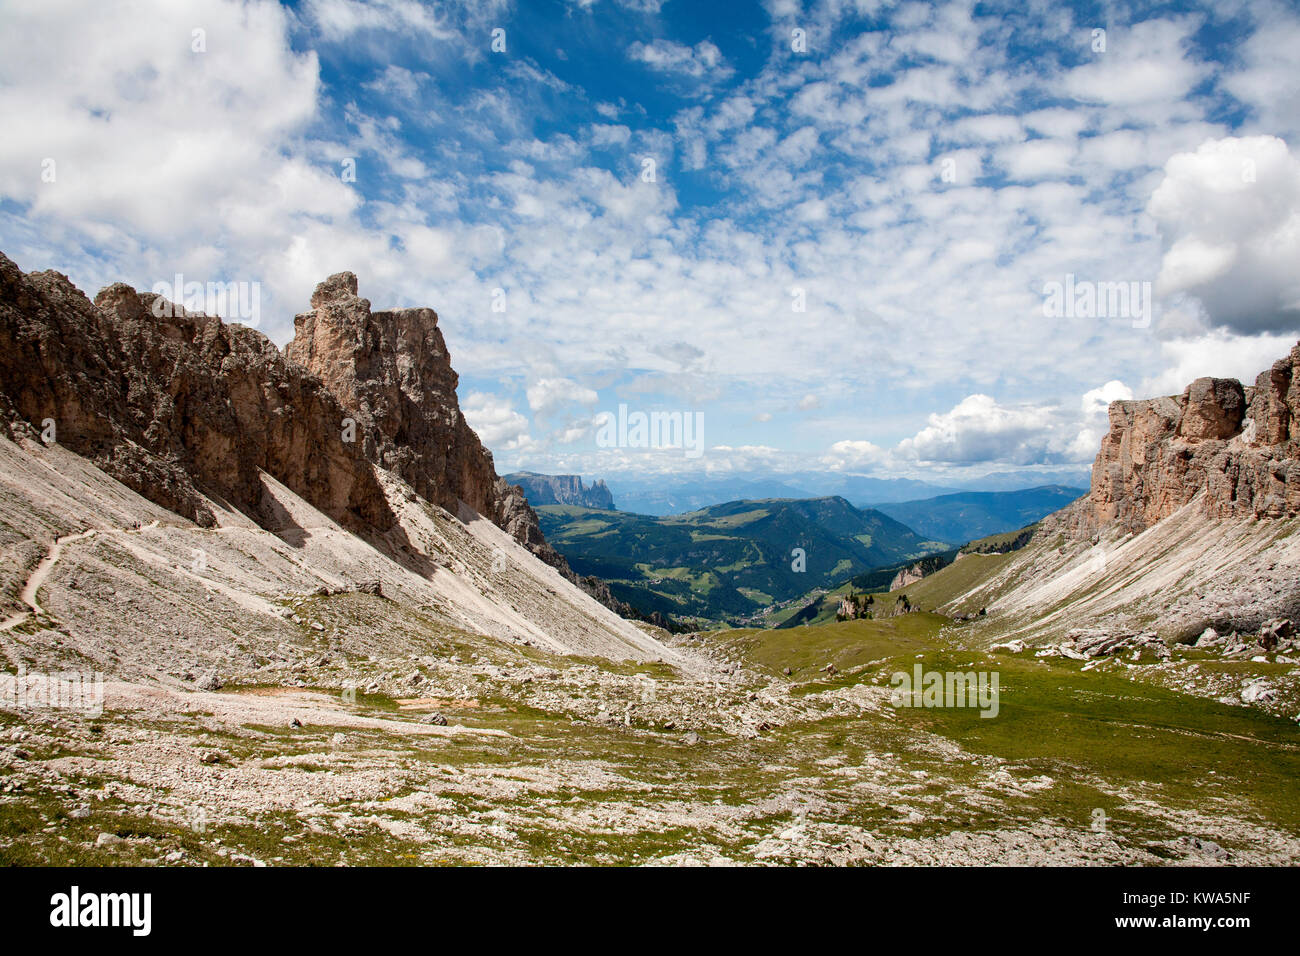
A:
1138 332 1300 397
463 392 533 450
1062 18 1208 107
1080 380 1134 417
1148 135 1300 334
627 39 733 81
526 377 599 418
1221 4 1300 142
896 395 1059 465
3 0 1299 486
821 440 886 471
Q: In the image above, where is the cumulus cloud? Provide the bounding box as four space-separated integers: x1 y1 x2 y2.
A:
821 440 886 471
895 395 1061 465
1138 332 1300 397
627 39 733 81
1068 381 1134 461
463 392 532 450
1080 380 1134 417
525 377 599 419
1148 135 1300 334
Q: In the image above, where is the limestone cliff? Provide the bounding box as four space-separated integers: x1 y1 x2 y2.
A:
0 255 587 596
505 472 616 510
283 272 564 567
0 253 391 533
1058 342 1300 536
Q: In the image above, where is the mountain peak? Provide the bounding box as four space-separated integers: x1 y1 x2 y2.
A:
507 472 615 510
310 271 360 309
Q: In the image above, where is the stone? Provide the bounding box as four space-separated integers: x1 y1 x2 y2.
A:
1194 627 1222 647
1242 680 1276 703
1259 618 1292 650
1178 377 1246 440
1051 341 1300 537
425 713 448 726
1176 835 1230 861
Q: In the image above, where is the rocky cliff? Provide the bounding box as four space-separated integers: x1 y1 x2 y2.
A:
282 271 566 568
505 471 615 510
1061 341 1300 536
0 254 392 533
0 254 582 587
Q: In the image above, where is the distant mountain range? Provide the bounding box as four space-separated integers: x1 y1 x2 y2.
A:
874 485 1087 545
603 474 960 516
535 496 947 625
506 472 615 510
582 469 1092 516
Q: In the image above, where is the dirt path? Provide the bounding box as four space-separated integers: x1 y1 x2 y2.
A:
1 528 98 630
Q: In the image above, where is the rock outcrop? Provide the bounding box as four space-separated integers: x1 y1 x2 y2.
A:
0 253 392 532
1062 342 1300 536
889 563 927 592
505 472 615 510
0 255 600 603
283 272 565 568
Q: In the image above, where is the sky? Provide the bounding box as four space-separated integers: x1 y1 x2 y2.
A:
1 0 1299 486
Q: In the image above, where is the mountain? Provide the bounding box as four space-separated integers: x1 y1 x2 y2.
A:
0 253 675 664
1064 361 1300 533
789 473 962 502
940 467 1092 492
3 251 1297 868
601 471 1104 517
505 472 615 510
885 341 1300 643
603 473 962 515
873 485 1086 545
605 476 818 516
535 496 947 624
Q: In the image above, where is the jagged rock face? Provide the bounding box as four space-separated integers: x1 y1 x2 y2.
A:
506 472 616 509
285 273 562 564
0 253 391 531
1071 342 1300 535
286 273 488 515
889 564 926 592
1177 377 1245 440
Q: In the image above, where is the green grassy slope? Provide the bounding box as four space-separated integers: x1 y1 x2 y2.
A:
695 613 1300 843
536 496 947 626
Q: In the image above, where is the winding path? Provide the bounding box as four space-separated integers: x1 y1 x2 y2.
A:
1 529 99 631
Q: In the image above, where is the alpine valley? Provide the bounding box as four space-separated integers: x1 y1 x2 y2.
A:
1 255 1298 867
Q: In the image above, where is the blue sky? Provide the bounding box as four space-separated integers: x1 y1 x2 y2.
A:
2 0 1299 485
